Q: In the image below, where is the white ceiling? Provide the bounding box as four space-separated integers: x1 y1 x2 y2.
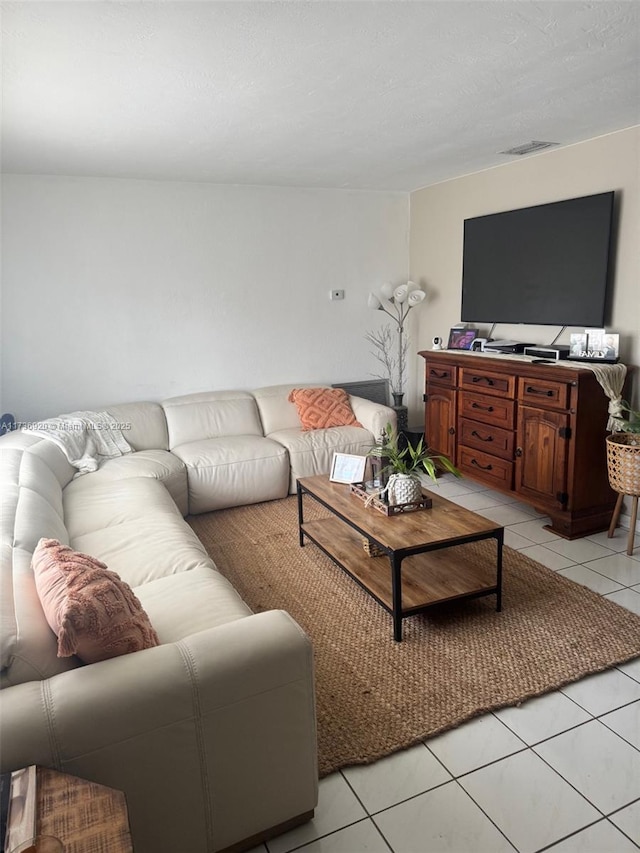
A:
2 1 639 192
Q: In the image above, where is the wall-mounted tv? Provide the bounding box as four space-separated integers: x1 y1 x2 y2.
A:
460 191 615 327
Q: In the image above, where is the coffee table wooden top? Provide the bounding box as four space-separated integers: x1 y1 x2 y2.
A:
4 765 133 853
298 475 502 552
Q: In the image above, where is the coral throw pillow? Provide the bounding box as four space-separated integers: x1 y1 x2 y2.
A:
32 538 160 664
288 387 363 431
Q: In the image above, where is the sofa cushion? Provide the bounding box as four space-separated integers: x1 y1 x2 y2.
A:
14 488 69 553
16 451 66 520
5 438 70 554
1 435 76 687
105 401 170 452
0 431 76 489
253 385 397 442
172 435 289 513
63 477 182 540
1 546 78 688
163 391 264 448
252 384 319 435
135 566 252 641
32 538 160 663
62 450 189 517
288 387 362 431
71 515 213 588
267 425 374 493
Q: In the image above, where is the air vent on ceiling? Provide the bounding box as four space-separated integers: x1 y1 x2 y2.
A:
500 140 560 156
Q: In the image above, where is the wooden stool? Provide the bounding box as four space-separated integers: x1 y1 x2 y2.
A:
608 493 638 556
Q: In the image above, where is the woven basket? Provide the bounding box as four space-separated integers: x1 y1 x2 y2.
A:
606 433 640 496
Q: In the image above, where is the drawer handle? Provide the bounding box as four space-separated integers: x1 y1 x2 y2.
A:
430 369 450 379
472 375 495 386
515 447 523 457
526 385 554 397
471 430 493 442
471 402 494 412
471 458 493 471
448 426 456 435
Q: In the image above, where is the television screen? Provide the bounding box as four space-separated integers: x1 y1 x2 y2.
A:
461 191 614 327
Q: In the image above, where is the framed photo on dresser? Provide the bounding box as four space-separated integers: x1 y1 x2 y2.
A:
447 328 478 350
570 330 619 361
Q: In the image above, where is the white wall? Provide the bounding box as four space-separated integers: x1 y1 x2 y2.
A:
409 126 640 420
4 129 637 425
1 176 408 420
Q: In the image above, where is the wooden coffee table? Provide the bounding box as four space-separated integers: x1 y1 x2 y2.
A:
297 475 504 641
3 765 133 853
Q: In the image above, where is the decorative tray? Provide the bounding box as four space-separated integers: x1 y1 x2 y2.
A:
350 482 433 516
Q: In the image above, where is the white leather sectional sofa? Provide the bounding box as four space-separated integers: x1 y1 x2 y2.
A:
0 384 395 853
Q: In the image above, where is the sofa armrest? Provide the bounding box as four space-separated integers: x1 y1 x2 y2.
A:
0 610 318 853
350 395 397 439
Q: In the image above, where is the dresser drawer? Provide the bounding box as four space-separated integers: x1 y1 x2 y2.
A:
458 447 514 490
460 367 515 398
459 391 515 429
425 362 457 387
518 377 570 410
458 418 514 461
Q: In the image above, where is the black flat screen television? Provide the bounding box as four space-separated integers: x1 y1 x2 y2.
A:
461 191 615 327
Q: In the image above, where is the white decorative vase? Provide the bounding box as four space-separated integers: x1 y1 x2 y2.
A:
386 473 422 506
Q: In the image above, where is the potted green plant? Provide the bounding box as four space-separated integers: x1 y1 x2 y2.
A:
369 423 461 506
606 400 640 555
610 401 640 436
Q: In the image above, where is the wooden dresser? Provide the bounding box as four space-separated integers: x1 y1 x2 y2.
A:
419 349 624 539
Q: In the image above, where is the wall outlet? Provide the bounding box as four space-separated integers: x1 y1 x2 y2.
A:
330 289 345 301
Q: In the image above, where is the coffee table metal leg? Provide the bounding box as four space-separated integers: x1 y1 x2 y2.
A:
391 555 403 641
496 528 504 611
297 482 305 547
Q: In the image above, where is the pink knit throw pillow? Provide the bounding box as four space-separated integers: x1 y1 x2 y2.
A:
32 538 159 663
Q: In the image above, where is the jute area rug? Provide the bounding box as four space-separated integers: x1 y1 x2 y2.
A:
189 496 640 777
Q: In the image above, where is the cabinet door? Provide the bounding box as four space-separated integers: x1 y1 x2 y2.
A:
515 405 569 507
426 385 457 461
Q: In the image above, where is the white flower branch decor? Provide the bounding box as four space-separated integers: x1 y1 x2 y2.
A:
366 281 426 404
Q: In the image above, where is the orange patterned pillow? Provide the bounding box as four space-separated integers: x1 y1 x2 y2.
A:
32 538 160 663
288 387 363 431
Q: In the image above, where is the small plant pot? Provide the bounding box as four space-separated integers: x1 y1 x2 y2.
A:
386 473 422 506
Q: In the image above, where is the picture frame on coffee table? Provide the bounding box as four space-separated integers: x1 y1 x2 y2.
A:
330 453 367 484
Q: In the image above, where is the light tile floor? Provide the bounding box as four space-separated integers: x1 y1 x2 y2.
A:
252 475 640 853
